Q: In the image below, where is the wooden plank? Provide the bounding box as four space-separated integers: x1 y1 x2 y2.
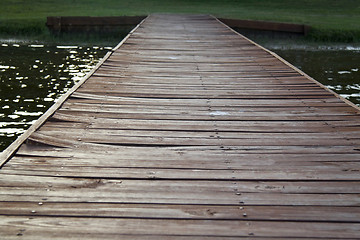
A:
2 166 360 180
1 202 359 223
40 118 360 134
52 109 359 121
15 142 360 155
0 186 359 206
8 153 360 168
24 133 358 150
1 217 360 239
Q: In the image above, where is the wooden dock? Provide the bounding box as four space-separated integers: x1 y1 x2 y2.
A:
1 14 360 239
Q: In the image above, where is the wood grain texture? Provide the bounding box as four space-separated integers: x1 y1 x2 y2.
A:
1 14 360 239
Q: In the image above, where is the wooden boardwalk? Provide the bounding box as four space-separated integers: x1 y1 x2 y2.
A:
1 14 360 239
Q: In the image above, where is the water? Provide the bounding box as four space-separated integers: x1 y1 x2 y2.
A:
0 42 359 152
0 43 109 151
271 48 360 106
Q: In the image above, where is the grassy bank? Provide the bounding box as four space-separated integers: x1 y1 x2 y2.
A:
1 0 359 43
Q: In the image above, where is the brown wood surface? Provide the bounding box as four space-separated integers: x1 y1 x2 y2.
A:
1 14 360 239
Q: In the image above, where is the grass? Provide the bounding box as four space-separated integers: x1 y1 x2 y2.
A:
0 0 359 42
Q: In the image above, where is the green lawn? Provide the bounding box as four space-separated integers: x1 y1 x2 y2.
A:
1 0 359 42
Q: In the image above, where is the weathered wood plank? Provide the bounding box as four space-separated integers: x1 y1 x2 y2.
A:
3 166 360 180
7 153 360 168
2 202 359 223
1 217 360 239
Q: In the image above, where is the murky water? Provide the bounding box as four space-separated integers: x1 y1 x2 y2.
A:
271 48 360 106
0 43 109 151
0 43 359 152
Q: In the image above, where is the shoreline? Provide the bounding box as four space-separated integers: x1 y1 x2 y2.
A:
1 32 360 51
1 22 359 46
1 0 359 42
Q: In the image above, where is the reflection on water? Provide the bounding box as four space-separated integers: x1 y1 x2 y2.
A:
0 44 109 151
271 49 360 106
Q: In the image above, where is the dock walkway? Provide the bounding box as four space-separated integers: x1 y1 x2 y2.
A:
1 14 360 239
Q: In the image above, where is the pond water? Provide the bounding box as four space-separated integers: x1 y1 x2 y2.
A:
0 43 109 151
271 48 360 106
0 42 359 152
